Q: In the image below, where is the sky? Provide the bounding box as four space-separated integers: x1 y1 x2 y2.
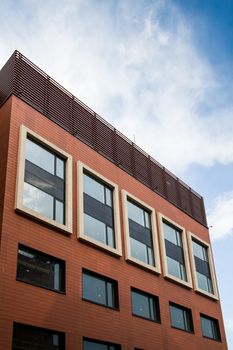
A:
0 0 233 347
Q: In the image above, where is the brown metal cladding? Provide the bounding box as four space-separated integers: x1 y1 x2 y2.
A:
0 50 207 227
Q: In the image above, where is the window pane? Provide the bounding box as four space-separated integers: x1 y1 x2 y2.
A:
132 290 150 319
128 201 145 226
55 200 64 224
197 272 213 293
130 237 148 264
12 323 65 350
163 222 182 247
167 257 186 280
23 182 53 219
83 341 108 350
84 174 105 203
56 157 65 179
192 241 206 260
144 212 150 229
17 245 65 292
147 247 155 266
105 187 112 207
26 138 55 174
84 213 106 244
83 273 107 306
107 226 115 248
201 317 216 339
170 305 185 330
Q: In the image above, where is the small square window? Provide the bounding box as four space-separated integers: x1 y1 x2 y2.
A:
15 126 72 233
16 244 65 293
122 190 161 273
82 269 119 309
78 162 122 256
158 214 192 288
131 288 160 323
188 232 218 299
83 338 121 350
200 314 221 341
12 323 65 350
170 302 194 333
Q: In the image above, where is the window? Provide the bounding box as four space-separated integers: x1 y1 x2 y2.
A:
122 190 160 273
12 323 65 350
200 314 221 341
16 244 65 292
158 214 192 288
83 338 121 350
82 270 119 309
78 162 121 255
131 288 160 322
170 302 194 333
15 125 72 233
188 232 218 299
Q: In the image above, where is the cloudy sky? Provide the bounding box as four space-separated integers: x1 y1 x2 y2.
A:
1 0 233 347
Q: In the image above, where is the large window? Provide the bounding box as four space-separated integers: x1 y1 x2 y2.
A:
131 288 160 323
16 244 65 292
158 214 192 288
15 126 72 233
170 302 194 333
83 338 121 350
12 323 65 350
122 191 160 273
82 270 119 309
78 162 121 255
200 314 221 341
188 232 218 299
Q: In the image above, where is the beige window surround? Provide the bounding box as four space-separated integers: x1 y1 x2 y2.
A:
187 232 219 300
77 161 122 256
15 125 73 234
158 213 193 289
121 190 161 274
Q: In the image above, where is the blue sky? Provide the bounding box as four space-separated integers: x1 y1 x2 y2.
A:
0 0 233 347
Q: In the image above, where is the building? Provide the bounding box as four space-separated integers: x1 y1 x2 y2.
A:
0 51 227 350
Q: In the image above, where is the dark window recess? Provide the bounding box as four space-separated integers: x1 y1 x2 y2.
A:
23 137 65 224
17 244 65 292
163 221 187 281
83 338 121 350
83 173 115 247
201 314 221 341
192 240 213 293
170 303 194 333
82 270 118 309
12 323 65 350
128 199 155 266
131 288 160 322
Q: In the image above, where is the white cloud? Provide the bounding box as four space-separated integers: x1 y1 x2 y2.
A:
207 191 233 240
1 0 233 174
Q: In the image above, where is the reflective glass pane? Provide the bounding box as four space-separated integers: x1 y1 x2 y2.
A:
147 247 155 266
167 257 183 280
83 273 106 305
105 187 112 207
55 200 64 224
56 157 65 179
26 138 55 174
83 341 108 350
163 223 181 246
107 282 114 307
132 291 150 319
170 305 185 330
84 213 106 244
128 201 144 226
197 272 213 293
130 237 148 264
84 174 105 203
192 241 206 260
201 317 214 338
144 212 150 229
23 182 53 219
107 226 115 248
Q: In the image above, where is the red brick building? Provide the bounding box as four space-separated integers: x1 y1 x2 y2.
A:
0 51 227 349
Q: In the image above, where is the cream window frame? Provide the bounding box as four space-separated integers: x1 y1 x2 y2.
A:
15 125 72 234
158 213 192 288
77 161 122 256
187 232 219 300
122 190 161 274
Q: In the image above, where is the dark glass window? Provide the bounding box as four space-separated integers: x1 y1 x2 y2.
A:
82 270 118 309
16 244 65 292
131 288 160 322
128 200 154 266
201 314 221 341
83 338 121 350
83 173 115 247
23 137 65 224
12 323 65 350
163 221 187 281
192 240 213 293
170 303 194 333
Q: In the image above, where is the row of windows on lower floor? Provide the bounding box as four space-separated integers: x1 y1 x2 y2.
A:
12 316 221 350
16 244 221 342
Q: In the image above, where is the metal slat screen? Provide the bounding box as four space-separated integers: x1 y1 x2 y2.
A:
0 51 207 227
